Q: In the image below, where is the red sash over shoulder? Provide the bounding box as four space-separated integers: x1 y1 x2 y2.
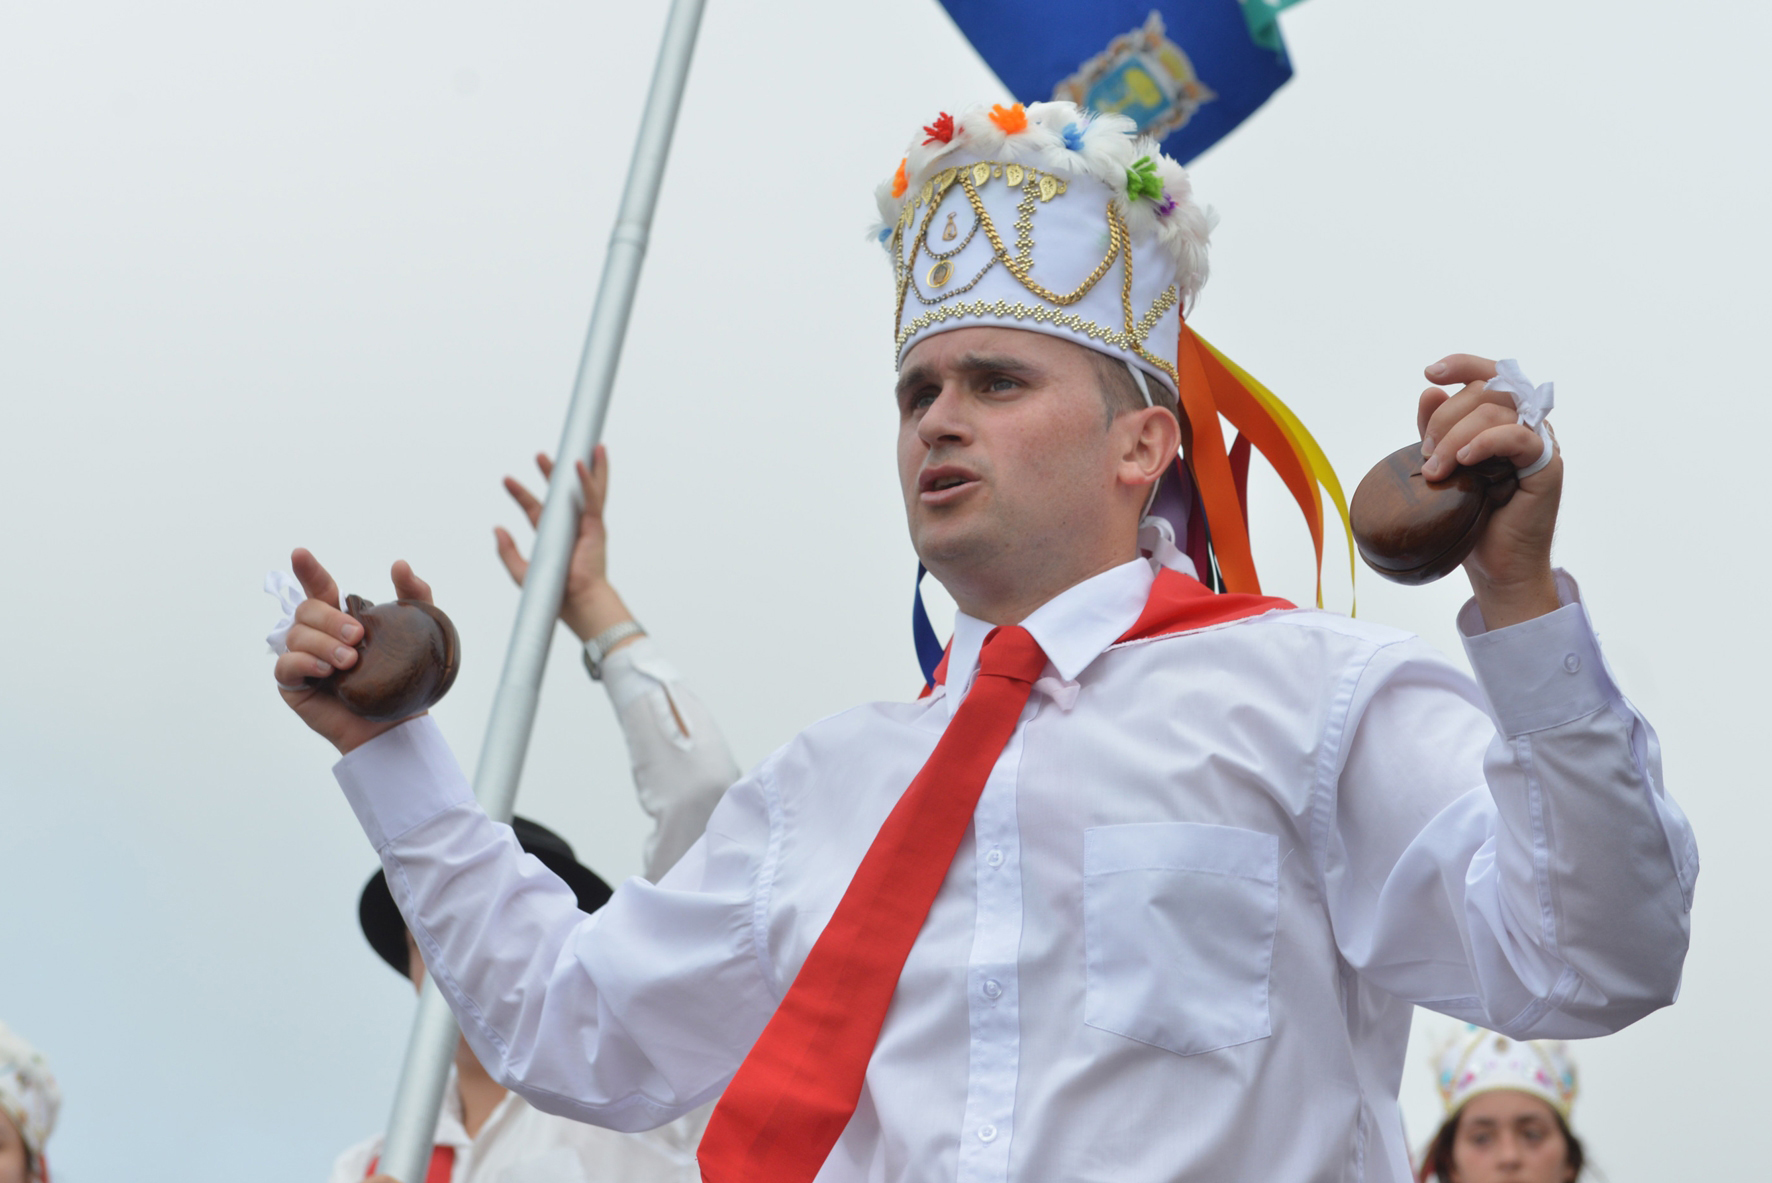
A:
1117 567 1294 644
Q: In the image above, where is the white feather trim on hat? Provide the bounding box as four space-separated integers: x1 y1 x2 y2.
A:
1151 153 1211 311
885 101 1207 294
1026 103 1137 182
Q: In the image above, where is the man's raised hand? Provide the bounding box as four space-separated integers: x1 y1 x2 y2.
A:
1418 353 1563 628
493 444 636 643
273 548 435 754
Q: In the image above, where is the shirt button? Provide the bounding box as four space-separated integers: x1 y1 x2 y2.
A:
983 979 1002 999
1563 653 1582 673
986 847 1004 867
978 1124 998 1143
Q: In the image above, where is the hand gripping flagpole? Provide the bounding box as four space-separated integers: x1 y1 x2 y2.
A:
375 1 707 1177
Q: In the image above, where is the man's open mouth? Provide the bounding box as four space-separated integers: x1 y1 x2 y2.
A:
919 466 978 496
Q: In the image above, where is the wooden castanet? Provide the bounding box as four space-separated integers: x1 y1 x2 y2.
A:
311 595 461 722
1350 443 1518 585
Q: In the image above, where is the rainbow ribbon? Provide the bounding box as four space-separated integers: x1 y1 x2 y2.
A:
1186 328 1356 612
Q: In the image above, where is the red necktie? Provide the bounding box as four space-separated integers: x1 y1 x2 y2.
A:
698 625 1049 1183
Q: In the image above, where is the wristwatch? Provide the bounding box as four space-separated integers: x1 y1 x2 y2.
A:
582 620 646 681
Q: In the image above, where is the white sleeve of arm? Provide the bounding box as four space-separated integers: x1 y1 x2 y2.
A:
599 636 743 881
333 715 780 1130
1326 571 1698 1038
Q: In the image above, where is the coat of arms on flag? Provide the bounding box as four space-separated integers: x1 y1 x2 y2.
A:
1053 13 1216 141
935 0 1303 164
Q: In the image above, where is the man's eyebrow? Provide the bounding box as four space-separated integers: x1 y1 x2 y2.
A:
895 353 1042 400
952 353 1040 376
895 364 936 401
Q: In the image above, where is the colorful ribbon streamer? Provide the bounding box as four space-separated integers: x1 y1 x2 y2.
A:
1190 329 1356 612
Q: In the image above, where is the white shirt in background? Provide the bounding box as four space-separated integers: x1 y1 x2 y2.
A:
336 563 1696 1183
329 635 738 1183
327 1065 707 1183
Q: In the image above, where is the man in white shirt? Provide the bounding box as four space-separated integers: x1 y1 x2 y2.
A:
331 447 739 1183
272 102 1696 1182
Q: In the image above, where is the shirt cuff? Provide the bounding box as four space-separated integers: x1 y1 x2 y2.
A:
1458 570 1621 737
333 715 475 849
600 635 684 713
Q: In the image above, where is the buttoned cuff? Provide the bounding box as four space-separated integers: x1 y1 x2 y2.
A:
1458 570 1621 737
333 715 475 849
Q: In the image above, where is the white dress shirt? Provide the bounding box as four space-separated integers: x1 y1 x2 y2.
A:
329 635 737 1182
327 1065 708 1183
600 637 741 883
335 561 1696 1183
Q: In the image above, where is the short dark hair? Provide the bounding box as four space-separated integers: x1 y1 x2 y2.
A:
1420 1103 1585 1182
1088 349 1180 429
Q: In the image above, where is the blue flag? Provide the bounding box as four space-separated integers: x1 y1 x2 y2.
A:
934 1 1303 164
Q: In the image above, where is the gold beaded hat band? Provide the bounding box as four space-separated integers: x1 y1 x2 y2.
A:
1432 1025 1579 1119
873 100 1212 396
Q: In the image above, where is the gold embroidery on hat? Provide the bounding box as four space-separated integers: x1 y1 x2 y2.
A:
959 179 1119 306
897 194 995 311
896 162 1106 322
924 207 979 262
891 161 1172 379
1012 186 1036 270
894 290 1178 381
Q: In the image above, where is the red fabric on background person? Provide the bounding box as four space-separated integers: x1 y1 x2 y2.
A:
365 1146 456 1183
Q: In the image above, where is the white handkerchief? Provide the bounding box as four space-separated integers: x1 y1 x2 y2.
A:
1486 359 1557 478
264 570 305 654
1488 358 1554 429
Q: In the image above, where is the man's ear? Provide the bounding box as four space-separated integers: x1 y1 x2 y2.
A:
1121 406 1182 488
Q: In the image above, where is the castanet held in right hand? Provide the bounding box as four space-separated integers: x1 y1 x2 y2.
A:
272 548 443 755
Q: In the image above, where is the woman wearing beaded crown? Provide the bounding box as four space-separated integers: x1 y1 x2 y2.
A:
0 1023 58 1183
1418 1027 1586 1183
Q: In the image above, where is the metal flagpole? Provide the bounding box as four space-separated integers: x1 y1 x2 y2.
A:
375 0 708 1176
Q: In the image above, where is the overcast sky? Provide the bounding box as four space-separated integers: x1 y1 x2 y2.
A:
1 1 1764 1178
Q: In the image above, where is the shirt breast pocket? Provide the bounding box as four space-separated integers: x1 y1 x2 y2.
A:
1083 822 1279 1056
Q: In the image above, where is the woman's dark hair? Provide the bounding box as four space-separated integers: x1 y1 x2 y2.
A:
1420 1100 1585 1182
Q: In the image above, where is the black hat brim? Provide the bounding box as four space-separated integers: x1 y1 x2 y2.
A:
358 816 614 977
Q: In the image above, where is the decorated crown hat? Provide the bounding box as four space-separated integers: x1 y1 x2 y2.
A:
0 1021 59 1176
875 101 1355 663
875 100 1208 396
1433 1025 1579 1119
